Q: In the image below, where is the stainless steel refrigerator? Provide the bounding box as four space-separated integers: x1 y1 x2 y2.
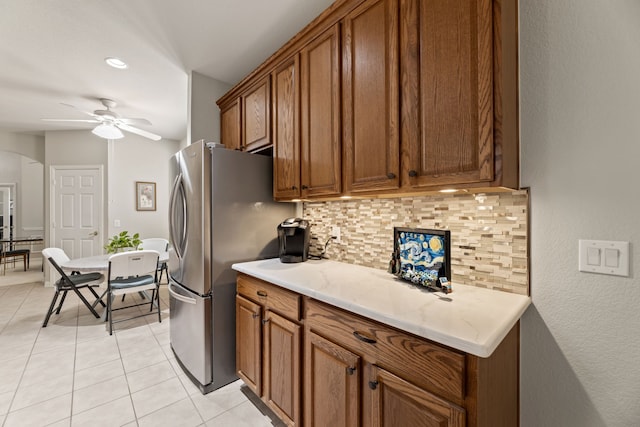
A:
167 140 294 394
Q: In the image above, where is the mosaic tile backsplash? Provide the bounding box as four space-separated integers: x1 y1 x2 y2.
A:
303 190 529 295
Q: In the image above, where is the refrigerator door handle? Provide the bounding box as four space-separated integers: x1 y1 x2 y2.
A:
168 282 197 304
169 172 187 259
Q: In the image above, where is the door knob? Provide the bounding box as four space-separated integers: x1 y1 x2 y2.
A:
89 231 98 237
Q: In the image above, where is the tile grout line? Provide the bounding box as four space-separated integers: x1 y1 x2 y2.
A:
2 283 46 427
67 301 81 426
114 316 143 426
145 314 207 426
6 297 104 426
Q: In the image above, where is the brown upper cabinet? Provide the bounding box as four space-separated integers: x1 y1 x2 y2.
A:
300 24 342 199
217 0 518 198
342 0 400 194
272 55 301 199
220 76 272 152
400 0 495 188
220 98 241 151
272 23 343 201
242 76 272 152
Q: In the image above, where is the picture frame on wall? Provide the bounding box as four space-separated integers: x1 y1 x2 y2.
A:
136 181 156 211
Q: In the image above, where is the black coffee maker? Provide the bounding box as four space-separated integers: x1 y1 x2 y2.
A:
278 218 311 263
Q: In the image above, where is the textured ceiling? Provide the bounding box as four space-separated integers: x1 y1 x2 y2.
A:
0 0 334 141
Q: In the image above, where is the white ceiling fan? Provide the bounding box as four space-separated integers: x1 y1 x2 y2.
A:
42 98 162 141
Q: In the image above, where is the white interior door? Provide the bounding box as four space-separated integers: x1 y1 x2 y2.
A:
51 166 104 258
0 188 9 240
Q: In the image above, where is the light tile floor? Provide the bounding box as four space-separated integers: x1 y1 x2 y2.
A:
0 281 285 427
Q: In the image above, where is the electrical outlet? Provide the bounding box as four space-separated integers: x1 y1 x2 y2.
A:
114 219 121 227
331 226 341 243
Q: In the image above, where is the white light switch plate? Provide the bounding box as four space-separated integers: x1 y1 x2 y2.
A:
579 239 629 277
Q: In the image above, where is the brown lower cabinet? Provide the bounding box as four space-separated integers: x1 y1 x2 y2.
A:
236 274 302 426
236 273 519 427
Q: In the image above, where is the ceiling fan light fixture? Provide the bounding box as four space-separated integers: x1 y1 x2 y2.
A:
105 57 128 69
92 123 124 139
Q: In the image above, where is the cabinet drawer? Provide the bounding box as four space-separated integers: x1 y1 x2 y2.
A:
305 299 465 402
237 274 300 321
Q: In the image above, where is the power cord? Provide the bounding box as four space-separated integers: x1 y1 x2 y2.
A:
308 236 337 260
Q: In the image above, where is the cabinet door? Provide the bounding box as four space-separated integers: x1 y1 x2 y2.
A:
343 0 400 193
236 295 262 395
369 366 465 427
401 0 494 187
263 310 302 426
304 331 360 427
273 55 301 200
300 24 342 198
221 99 241 151
242 76 272 152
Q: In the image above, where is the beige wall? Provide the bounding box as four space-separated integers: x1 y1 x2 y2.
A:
0 130 44 163
107 134 179 242
44 130 109 254
0 143 44 240
20 155 43 235
187 71 232 146
520 1 640 425
43 129 179 255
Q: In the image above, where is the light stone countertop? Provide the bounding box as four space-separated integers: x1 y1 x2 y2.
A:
232 258 531 358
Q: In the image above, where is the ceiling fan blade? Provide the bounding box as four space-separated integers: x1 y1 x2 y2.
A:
117 123 162 141
119 118 152 126
42 118 101 123
60 102 100 117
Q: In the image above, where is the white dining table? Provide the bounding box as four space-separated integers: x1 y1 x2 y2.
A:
60 251 169 318
60 251 169 273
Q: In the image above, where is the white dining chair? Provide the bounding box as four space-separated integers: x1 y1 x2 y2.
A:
41 247 105 327
106 250 161 335
137 238 169 284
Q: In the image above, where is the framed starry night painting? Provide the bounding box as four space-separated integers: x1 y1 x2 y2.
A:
391 227 451 290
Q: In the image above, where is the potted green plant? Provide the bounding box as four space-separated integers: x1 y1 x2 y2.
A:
105 231 142 254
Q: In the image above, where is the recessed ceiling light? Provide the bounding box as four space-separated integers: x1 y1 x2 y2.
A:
105 57 128 69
